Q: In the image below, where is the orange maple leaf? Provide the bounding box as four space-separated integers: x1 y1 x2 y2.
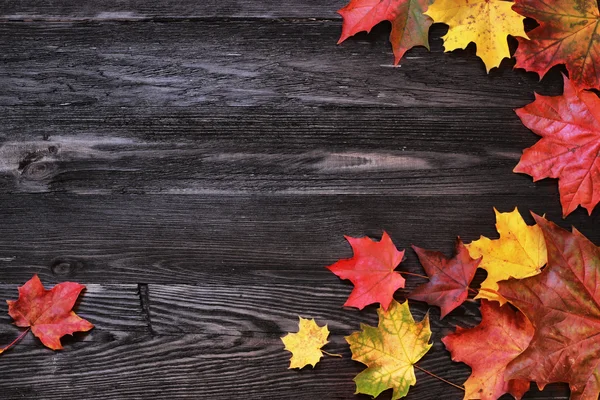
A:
3 275 93 351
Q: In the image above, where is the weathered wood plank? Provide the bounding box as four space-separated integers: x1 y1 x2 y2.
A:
0 284 147 346
0 106 562 196
0 193 596 285
0 336 570 399
0 0 347 20
0 22 563 108
147 283 479 334
0 332 456 399
0 282 570 399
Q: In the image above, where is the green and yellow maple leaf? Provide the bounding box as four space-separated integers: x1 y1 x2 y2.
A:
281 317 330 369
346 300 432 400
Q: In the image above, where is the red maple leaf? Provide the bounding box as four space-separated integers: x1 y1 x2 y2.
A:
408 238 480 318
498 215 600 398
513 0 600 90
442 300 534 400
337 0 434 64
326 232 405 310
514 75 600 217
5 275 93 351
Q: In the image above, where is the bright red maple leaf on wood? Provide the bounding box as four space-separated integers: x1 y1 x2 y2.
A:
498 215 600 399
5 275 93 351
513 0 600 90
327 232 405 310
409 238 480 318
443 300 534 400
514 75 600 217
337 0 434 64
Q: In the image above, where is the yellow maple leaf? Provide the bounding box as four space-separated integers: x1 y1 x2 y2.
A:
467 208 546 304
281 317 330 369
346 300 432 400
425 0 527 72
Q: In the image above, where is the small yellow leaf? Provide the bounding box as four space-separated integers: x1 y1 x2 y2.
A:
281 317 330 369
467 208 546 303
425 0 527 72
346 300 432 400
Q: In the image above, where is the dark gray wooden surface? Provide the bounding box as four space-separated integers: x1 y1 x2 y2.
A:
0 1 593 399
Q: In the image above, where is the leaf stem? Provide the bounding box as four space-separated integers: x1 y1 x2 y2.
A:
468 287 479 295
322 350 342 358
398 271 429 280
414 364 464 392
478 288 500 295
0 328 30 355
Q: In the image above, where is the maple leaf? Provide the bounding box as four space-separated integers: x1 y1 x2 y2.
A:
281 317 330 369
337 0 434 65
498 215 600 399
425 0 527 72
326 232 405 310
408 238 481 318
513 0 600 90
466 208 546 304
442 300 534 400
6 275 93 350
346 300 432 400
514 75 600 217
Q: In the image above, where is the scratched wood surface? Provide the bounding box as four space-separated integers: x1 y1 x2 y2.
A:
0 1 593 399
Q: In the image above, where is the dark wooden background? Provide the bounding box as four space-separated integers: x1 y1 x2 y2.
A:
0 1 597 399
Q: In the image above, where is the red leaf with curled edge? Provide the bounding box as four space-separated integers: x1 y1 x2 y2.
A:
498 215 600 399
442 300 534 400
337 0 434 65
5 275 93 351
409 238 480 318
514 75 600 217
512 0 600 90
326 232 405 310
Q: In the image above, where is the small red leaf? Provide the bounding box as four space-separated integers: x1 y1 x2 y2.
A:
409 238 480 318
327 232 405 310
7 275 94 350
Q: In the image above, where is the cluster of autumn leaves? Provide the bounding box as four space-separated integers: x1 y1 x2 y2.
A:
282 208 600 400
337 0 600 218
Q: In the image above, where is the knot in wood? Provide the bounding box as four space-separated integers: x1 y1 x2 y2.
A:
50 258 83 277
20 161 58 181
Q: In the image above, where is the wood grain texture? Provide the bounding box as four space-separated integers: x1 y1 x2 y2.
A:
0 193 597 287
0 106 561 196
0 22 563 109
0 0 347 20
